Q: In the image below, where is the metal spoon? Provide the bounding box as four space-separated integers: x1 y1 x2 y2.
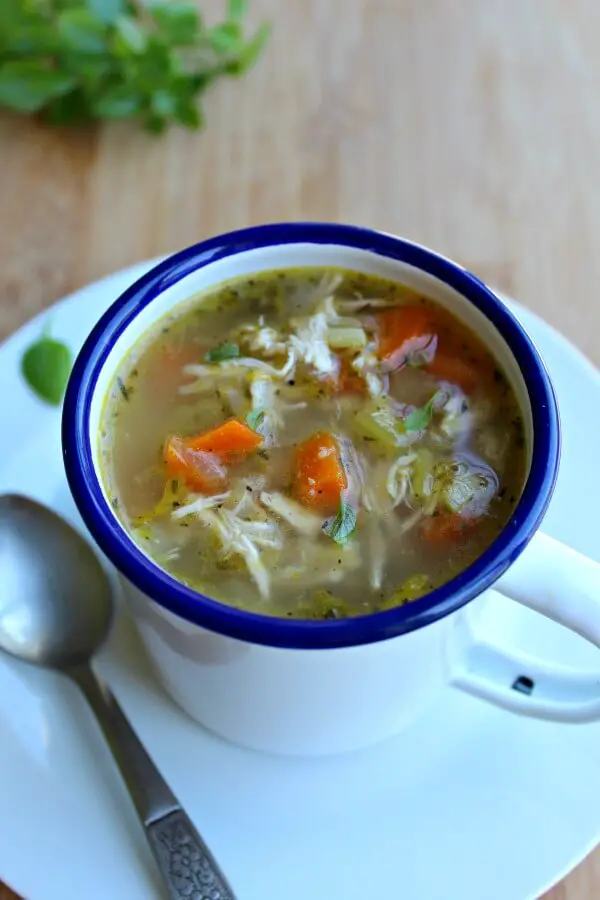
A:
0 493 236 900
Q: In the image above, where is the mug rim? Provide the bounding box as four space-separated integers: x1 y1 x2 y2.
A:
62 222 560 650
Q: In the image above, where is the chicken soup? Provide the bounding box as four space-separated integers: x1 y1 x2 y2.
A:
99 268 526 619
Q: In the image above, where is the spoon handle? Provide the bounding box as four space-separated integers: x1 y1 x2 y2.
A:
69 663 237 900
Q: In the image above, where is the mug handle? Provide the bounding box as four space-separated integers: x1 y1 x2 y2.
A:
449 531 600 721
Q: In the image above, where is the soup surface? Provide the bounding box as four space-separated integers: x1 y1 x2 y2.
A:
100 268 526 619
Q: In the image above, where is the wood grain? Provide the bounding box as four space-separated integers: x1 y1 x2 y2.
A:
0 1 599 897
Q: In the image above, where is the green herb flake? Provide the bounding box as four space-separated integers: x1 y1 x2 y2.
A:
404 392 440 432
246 408 266 431
205 341 241 363
116 377 131 401
323 499 357 546
21 335 72 405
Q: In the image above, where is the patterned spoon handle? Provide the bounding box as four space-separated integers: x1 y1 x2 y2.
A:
69 663 237 900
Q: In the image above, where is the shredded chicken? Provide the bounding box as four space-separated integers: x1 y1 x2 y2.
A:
196 507 281 599
236 324 288 357
171 492 230 520
260 491 324 538
180 350 296 393
386 453 417 507
272 539 362 587
249 373 278 445
351 340 385 397
335 296 400 313
289 311 339 379
368 519 386 590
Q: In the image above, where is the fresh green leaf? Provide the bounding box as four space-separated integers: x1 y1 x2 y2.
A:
21 336 72 405
404 392 439 432
114 14 146 53
246 408 265 431
227 0 247 19
149 2 199 45
205 341 240 362
209 21 242 54
226 22 271 75
58 9 106 54
0 0 269 132
323 499 357 546
89 0 126 25
0 61 75 112
93 83 141 118
150 88 178 118
175 98 203 129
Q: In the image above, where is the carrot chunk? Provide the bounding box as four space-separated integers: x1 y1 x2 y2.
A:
293 432 347 512
164 437 228 494
425 354 479 393
378 305 436 362
336 358 366 395
422 514 476 543
185 418 262 463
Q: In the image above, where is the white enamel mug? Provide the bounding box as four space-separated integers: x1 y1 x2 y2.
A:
63 223 600 756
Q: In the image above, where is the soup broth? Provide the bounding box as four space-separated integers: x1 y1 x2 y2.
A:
100 268 526 619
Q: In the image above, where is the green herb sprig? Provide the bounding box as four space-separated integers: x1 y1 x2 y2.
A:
323 498 357 546
245 407 265 431
205 340 240 362
403 391 441 432
0 0 269 133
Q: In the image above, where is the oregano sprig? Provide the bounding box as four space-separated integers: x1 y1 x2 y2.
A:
0 0 270 133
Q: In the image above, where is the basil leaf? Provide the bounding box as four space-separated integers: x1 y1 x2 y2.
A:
114 15 147 54
246 408 265 431
58 10 107 54
209 21 243 54
0 62 75 112
0 0 269 133
323 499 357 546
149 2 199 45
21 336 72 405
89 0 127 25
225 23 271 75
228 0 247 18
404 392 439 432
93 84 141 118
205 341 240 362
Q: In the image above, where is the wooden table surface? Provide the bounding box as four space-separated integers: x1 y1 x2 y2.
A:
1 0 599 897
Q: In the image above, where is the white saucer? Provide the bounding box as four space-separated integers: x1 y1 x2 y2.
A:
1 262 599 900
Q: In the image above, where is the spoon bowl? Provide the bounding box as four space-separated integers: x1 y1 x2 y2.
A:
0 494 112 668
0 493 236 900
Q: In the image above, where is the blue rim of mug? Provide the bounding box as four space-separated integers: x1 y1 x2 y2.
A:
62 223 560 650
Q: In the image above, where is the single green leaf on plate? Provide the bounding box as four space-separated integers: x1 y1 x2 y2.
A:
21 336 72 406
323 499 357 546
58 9 107 54
246 408 266 431
149 2 199 45
89 0 127 25
404 392 440 432
0 61 75 112
205 341 240 362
